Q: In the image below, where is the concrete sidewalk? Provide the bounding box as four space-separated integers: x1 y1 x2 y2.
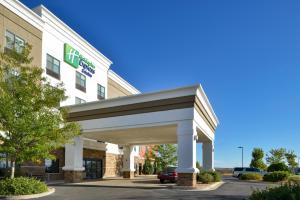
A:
61 175 224 191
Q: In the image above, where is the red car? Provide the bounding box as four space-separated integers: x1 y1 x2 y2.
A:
157 166 177 183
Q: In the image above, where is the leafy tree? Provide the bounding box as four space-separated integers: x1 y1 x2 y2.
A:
285 150 298 170
153 158 162 174
143 152 154 174
266 148 286 165
267 162 289 172
250 148 267 170
153 144 177 170
0 45 81 178
196 161 201 171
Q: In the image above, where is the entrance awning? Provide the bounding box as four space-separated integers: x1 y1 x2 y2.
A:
66 84 219 145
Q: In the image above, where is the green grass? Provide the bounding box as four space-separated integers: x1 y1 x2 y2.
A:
288 175 300 185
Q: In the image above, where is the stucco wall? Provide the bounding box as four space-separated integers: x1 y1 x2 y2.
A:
0 4 42 66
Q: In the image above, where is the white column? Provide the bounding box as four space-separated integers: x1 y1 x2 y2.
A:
176 121 199 174
122 145 135 178
62 136 84 171
202 141 214 171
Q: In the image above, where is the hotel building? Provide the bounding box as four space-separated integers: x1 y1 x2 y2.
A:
0 0 218 187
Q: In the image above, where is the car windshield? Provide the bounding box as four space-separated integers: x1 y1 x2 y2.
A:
246 168 260 172
165 167 176 173
234 167 243 171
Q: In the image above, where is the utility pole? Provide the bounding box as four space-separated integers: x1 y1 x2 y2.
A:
238 146 244 168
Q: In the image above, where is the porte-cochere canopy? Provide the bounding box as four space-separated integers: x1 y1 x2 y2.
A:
63 85 219 187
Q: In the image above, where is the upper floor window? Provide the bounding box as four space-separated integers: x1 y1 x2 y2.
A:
46 54 60 80
5 30 25 54
76 72 86 92
75 97 86 104
97 84 105 100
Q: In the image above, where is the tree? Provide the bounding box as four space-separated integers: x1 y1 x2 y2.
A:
153 144 177 170
0 45 81 178
250 148 267 171
266 148 286 165
143 152 154 174
285 150 298 170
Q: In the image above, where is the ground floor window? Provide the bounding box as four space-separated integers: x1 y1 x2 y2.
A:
45 159 59 173
83 158 103 179
0 153 10 169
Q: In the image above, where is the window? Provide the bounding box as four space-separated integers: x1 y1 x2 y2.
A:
97 84 105 100
45 159 59 173
76 72 86 92
5 30 25 53
46 54 60 79
75 97 86 104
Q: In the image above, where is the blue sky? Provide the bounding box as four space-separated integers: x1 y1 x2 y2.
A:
21 0 300 168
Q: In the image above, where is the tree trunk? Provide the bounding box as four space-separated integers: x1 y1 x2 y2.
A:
10 161 15 179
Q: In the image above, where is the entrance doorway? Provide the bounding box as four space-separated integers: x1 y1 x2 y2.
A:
83 158 103 179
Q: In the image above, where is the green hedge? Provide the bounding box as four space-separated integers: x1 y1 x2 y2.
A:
0 177 48 195
197 171 222 183
240 173 262 181
267 163 289 172
248 184 300 200
263 171 290 182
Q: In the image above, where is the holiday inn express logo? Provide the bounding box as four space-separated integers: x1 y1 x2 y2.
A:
64 43 95 77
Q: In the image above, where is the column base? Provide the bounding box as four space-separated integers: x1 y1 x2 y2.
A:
64 170 83 183
177 173 197 187
123 171 134 179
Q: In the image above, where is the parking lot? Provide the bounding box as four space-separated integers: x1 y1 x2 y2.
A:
40 176 275 200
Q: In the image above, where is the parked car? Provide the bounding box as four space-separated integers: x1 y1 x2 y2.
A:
157 166 177 183
233 167 267 178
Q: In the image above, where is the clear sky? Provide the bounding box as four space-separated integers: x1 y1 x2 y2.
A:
20 0 300 168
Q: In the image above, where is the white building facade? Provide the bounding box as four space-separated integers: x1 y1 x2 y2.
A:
0 0 219 187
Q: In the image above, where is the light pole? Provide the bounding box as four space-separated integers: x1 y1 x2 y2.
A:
238 146 244 168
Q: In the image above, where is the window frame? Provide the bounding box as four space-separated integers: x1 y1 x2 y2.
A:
46 54 60 80
75 97 86 104
76 71 86 92
97 84 105 100
45 159 60 174
5 30 25 54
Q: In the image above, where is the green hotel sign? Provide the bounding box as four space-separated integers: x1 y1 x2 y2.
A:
64 43 95 77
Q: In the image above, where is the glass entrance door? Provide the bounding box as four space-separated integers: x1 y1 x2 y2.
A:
83 159 103 179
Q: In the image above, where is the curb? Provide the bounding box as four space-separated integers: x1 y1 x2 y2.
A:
171 181 225 191
0 187 55 200
196 181 225 191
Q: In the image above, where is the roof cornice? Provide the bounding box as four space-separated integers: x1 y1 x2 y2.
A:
108 70 140 95
1 0 44 30
33 5 112 69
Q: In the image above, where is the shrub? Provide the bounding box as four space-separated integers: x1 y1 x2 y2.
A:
240 173 262 181
267 163 289 172
197 173 214 183
288 175 300 185
207 171 222 182
0 177 48 195
263 171 290 182
248 184 300 200
197 171 222 183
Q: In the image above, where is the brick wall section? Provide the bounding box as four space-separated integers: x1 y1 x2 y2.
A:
20 148 65 180
64 170 83 183
123 171 134 179
19 148 124 180
105 153 123 177
83 148 123 178
177 173 197 187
